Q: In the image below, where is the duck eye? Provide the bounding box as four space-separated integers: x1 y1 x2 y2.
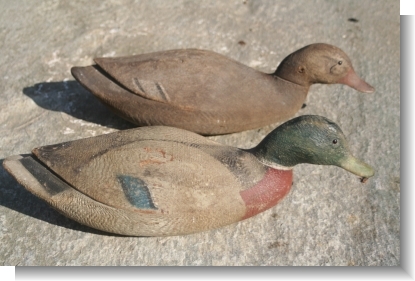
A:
332 139 338 144
338 61 342 65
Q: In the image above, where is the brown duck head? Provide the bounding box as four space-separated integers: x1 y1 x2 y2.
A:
274 43 375 93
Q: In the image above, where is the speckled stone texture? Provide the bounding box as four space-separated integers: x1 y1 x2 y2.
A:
0 0 399 266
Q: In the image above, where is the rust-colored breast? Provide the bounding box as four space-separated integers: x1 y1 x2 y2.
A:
240 168 293 220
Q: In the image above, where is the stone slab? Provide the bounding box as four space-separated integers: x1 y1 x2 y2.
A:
0 0 399 266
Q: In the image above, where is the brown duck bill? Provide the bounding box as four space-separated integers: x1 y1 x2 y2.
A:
338 68 375 93
338 155 375 181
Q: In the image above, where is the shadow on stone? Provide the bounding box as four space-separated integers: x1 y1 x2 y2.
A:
22 80 135 130
0 158 127 237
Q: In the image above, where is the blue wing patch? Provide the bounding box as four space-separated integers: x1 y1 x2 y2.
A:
117 175 157 210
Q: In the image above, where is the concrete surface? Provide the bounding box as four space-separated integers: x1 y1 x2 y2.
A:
0 0 399 266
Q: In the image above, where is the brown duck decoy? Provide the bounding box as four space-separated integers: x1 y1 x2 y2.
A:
3 115 374 236
71 43 374 135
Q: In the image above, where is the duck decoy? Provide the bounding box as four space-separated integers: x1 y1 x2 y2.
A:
3 115 374 236
71 43 375 135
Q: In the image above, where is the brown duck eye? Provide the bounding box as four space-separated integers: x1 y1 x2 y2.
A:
332 139 338 144
338 61 342 65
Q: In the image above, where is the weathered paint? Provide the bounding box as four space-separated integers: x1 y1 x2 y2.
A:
240 168 293 220
117 175 157 210
19 156 69 196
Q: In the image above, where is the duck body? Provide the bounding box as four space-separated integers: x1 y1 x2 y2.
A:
72 44 374 135
3 116 374 236
73 49 306 135
4 127 293 236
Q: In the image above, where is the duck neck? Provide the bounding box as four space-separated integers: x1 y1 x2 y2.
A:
271 75 311 98
247 131 300 170
273 51 313 88
273 67 310 89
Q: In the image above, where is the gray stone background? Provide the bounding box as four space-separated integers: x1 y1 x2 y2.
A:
0 0 399 266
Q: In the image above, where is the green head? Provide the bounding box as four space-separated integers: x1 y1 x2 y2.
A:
254 115 374 179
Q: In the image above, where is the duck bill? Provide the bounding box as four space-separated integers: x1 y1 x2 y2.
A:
338 68 375 93
338 155 375 180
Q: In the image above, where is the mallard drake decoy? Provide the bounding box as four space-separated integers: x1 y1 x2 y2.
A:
71 43 374 135
3 115 374 236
